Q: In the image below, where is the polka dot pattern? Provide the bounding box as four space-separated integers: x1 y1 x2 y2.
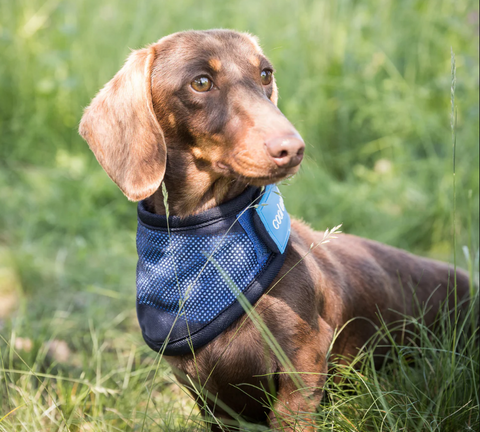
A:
136 208 271 324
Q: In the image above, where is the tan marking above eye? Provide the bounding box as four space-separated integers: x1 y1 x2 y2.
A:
191 76 213 92
249 56 260 67
209 58 222 71
168 113 176 127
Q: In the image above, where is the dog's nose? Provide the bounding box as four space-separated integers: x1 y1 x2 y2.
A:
265 135 305 168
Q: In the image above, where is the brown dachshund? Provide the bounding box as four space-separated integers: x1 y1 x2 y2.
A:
79 29 470 431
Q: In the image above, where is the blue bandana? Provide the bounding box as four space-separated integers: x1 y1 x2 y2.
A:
136 185 290 355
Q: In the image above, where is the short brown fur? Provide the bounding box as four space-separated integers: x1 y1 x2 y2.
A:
79 30 470 431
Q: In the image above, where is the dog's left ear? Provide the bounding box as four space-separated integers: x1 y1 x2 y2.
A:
79 46 166 201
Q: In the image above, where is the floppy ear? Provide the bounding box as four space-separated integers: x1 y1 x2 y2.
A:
79 46 166 201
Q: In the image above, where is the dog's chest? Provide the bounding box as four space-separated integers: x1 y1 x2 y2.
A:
168 331 275 417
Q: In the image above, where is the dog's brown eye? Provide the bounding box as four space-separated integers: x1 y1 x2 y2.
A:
260 69 273 85
191 76 213 92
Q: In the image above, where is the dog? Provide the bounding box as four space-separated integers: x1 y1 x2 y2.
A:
79 29 470 431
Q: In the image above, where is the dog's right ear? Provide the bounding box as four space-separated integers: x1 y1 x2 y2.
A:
79 46 166 201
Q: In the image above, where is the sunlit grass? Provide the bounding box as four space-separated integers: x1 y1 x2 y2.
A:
0 0 478 430
1 288 477 431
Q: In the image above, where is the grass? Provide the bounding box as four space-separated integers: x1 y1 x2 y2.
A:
0 0 479 430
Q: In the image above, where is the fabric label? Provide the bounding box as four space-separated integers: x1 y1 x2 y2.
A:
255 184 291 254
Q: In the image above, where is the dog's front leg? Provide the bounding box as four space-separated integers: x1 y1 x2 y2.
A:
268 316 333 432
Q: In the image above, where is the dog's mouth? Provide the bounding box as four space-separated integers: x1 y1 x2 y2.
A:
247 172 298 187
215 160 301 186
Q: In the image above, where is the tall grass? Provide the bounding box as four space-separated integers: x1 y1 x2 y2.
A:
1 276 478 431
0 0 478 430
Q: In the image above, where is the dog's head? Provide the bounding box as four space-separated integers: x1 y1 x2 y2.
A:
79 30 304 203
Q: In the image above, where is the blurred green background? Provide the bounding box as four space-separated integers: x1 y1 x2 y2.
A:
0 0 478 430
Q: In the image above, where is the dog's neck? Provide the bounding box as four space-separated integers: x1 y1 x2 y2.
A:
149 178 247 217
148 150 248 217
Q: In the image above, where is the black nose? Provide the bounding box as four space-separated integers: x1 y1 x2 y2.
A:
265 135 305 168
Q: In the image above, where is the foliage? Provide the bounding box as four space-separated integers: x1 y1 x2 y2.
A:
0 0 478 430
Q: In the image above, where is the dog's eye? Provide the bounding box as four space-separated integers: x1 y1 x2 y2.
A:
260 69 273 85
191 76 213 92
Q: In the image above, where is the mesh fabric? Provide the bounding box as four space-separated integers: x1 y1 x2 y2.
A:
136 208 271 324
